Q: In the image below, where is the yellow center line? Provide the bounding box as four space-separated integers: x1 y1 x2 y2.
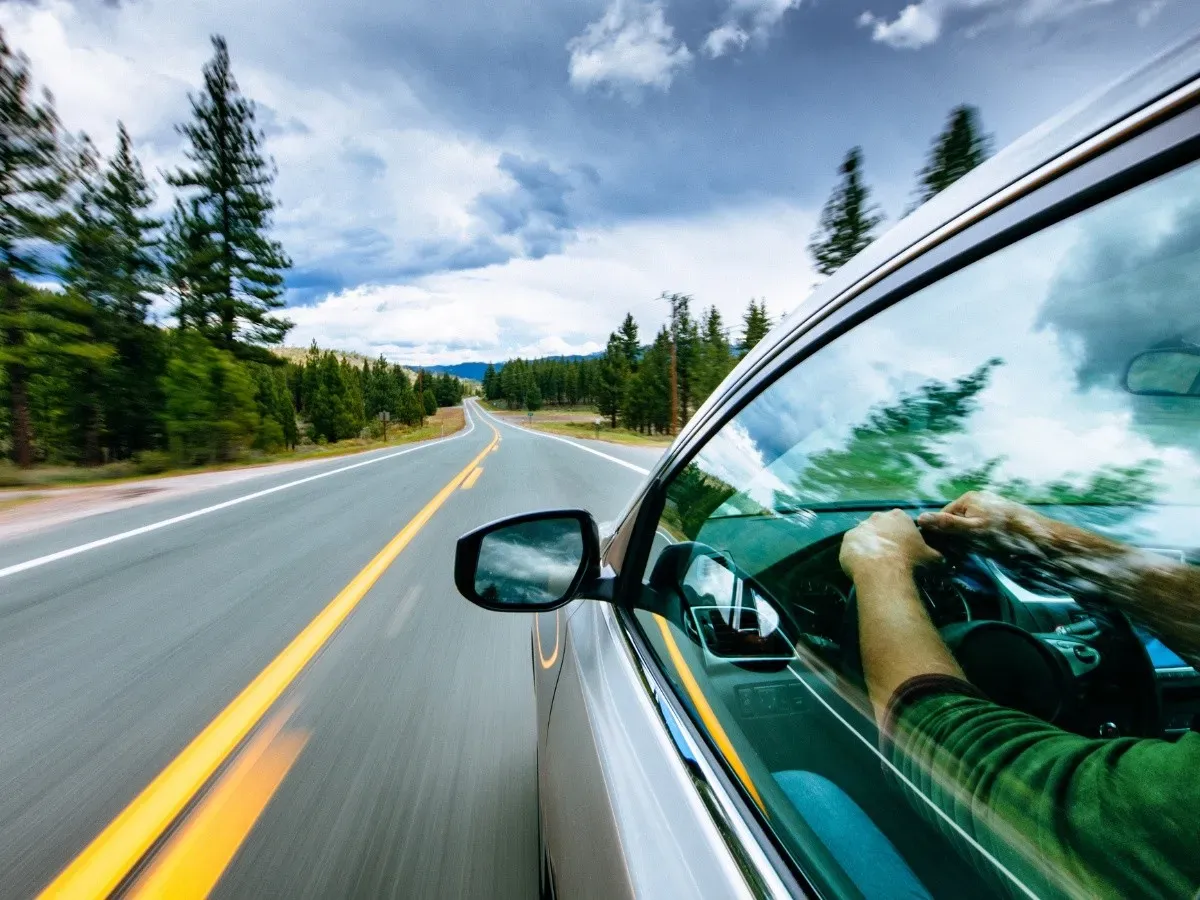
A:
461 466 484 490
38 425 500 900
126 706 308 899
654 615 765 811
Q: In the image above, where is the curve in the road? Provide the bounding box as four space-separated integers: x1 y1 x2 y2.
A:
470 400 650 475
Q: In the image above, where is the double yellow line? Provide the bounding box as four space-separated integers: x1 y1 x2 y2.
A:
39 427 499 900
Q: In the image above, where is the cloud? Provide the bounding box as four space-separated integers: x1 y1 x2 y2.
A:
703 0 803 58
472 153 578 260
567 0 692 95
858 3 948 49
286 202 817 365
703 22 750 57
1038 188 1200 389
858 0 1118 50
1136 0 1166 26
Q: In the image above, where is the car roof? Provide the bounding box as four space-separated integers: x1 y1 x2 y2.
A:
743 33 1200 379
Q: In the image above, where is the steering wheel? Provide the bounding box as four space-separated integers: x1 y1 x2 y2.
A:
839 550 1161 739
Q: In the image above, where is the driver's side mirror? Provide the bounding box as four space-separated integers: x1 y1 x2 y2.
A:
454 509 601 611
1124 346 1200 397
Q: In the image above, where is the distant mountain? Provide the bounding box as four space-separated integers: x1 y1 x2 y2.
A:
415 352 603 382
417 362 495 381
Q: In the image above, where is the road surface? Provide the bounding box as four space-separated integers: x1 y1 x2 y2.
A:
0 400 662 899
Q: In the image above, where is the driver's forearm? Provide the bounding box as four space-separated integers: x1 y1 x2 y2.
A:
1027 517 1200 670
855 563 965 724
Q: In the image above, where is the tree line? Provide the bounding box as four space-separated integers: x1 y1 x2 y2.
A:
0 31 464 470
484 104 991 436
483 297 772 434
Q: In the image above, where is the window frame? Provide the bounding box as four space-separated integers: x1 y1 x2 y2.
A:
609 97 1200 895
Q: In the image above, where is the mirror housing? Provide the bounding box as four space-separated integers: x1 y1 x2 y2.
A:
454 509 601 612
650 541 795 670
1124 346 1200 397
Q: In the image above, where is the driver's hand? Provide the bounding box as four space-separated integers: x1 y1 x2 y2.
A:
840 510 942 584
918 491 1047 550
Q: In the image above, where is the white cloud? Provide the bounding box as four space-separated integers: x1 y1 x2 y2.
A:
0 0 517 288
858 0 1117 50
1135 0 1166 26
703 22 751 57
858 3 948 49
567 0 692 95
704 0 803 58
287 202 817 364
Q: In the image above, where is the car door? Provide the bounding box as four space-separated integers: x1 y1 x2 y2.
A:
607 109 1200 898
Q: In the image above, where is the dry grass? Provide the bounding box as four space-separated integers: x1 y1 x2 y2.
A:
528 420 675 447
0 496 40 513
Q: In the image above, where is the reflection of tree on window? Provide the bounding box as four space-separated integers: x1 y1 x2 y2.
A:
780 359 1002 505
661 463 738 541
774 359 1161 515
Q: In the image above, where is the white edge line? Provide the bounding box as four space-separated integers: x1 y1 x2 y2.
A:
0 404 478 581
470 400 650 475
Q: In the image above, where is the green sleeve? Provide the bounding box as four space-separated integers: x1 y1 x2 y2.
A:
888 690 1200 899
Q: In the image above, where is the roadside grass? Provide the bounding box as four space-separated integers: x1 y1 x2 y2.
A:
526 420 675 447
0 496 40 513
0 406 467 492
480 400 674 446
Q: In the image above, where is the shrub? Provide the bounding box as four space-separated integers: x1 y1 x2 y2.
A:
134 451 172 475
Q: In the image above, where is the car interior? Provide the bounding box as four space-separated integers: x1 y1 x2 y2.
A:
635 504 1198 900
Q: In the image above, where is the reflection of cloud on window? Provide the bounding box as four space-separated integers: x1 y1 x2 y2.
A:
1038 165 1200 389
695 420 792 509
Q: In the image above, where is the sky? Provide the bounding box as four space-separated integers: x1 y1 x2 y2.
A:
2 0 1197 365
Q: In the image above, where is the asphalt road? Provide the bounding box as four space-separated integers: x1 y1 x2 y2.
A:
0 400 661 899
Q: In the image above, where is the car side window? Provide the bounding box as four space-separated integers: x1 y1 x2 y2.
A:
633 159 1200 900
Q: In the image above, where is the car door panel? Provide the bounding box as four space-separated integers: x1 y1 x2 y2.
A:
543 600 757 899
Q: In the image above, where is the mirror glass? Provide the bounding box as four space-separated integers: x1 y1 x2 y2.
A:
1125 349 1200 396
681 552 794 662
474 517 586 608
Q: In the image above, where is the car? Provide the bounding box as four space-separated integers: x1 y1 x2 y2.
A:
454 37 1200 900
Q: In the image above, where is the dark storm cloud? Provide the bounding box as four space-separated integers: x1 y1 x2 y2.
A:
473 154 577 259
1039 172 1200 388
81 0 1191 299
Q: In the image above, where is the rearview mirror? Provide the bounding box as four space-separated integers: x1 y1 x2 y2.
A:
455 509 600 611
1124 347 1200 397
650 542 795 670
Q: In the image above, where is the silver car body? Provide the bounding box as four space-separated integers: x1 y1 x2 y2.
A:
531 38 1200 899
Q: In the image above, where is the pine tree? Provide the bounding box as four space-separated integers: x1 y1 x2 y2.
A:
61 138 118 463
617 312 640 369
808 147 883 277
0 33 72 465
741 299 771 354
95 123 164 458
914 105 992 206
161 329 258 464
399 390 424 426
694 306 735 403
626 327 672 434
595 331 628 428
666 293 699 429
482 363 499 401
164 197 221 332
167 36 291 357
524 378 542 413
